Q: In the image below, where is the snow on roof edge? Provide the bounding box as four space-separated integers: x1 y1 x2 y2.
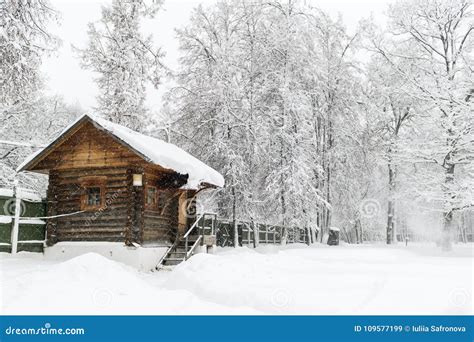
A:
17 113 225 190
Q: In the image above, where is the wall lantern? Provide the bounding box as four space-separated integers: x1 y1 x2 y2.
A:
133 174 143 187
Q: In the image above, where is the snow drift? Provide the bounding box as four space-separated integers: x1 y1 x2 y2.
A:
0 252 256 315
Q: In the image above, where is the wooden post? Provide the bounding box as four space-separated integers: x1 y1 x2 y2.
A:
10 188 21 254
45 171 56 246
125 169 134 246
200 214 205 246
254 222 259 248
185 236 189 259
212 214 216 235
233 218 238 248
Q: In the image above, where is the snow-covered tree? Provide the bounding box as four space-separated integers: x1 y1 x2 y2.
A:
166 0 472 248
0 97 79 191
361 51 418 244
0 0 74 190
76 0 165 130
169 0 360 244
303 8 363 238
0 0 59 106
368 0 474 249
170 1 258 244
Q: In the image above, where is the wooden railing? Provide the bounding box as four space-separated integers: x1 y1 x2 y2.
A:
156 232 180 267
183 212 205 259
186 235 202 260
183 212 217 260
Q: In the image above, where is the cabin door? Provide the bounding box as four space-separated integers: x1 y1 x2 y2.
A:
178 192 187 236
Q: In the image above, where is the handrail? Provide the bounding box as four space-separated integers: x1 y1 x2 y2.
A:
156 233 180 269
183 212 206 238
186 235 202 260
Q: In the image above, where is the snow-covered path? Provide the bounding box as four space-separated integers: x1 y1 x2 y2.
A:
0 243 472 315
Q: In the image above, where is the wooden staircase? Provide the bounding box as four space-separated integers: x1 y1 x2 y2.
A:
156 213 216 270
160 234 202 267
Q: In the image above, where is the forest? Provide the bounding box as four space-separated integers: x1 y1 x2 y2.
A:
1 0 473 250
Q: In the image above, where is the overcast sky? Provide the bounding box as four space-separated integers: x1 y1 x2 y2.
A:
42 0 392 112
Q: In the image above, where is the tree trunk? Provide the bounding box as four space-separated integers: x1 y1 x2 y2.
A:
386 161 395 244
232 187 238 248
441 164 455 251
460 212 467 243
357 218 363 244
442 210 454 251
306 226 312 245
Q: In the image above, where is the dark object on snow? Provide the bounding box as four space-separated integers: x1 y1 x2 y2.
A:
327 227 339 246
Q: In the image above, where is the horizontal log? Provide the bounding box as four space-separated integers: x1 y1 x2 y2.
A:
55 226 126 232
56 168 130 178
55 215 128 224
57 236 125 242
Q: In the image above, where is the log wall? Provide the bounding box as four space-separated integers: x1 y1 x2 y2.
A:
141 171 181 245
47 167 131 243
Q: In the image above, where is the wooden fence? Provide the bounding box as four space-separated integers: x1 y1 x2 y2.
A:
199 216 314 247
0 195 317 253
0 187 46 253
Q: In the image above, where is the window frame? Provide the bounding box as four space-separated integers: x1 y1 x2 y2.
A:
79 176 107 211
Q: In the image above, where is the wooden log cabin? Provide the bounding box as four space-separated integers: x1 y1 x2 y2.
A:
17 114 224 269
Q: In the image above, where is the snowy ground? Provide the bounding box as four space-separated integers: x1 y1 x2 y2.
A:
0 243 472 315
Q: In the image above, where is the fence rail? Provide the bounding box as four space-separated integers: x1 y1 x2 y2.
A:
0 187 46 253
0 192 318 254
197 216 315 248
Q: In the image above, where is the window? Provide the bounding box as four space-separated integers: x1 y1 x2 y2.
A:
87 187 102 207
81 185 104 210
79 176 107 211
146 186 157 207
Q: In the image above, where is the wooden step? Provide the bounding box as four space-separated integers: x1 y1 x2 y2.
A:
162 258 184 266
169 252 186 258
180 237 200 243
157 234 202 269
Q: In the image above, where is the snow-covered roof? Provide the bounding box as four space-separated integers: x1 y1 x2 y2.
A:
17 114 225 190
